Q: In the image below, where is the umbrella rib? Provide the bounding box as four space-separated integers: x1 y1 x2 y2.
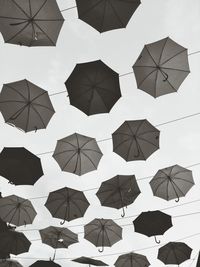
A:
10 0 30 18
20 205 35 224
78 0 102 17
145 46 158 66
82 148 102 155
173 176 194 184
100 0 107 32
80 138 93 149
69 198 85 217
6 21 31 43
32 21 56 45
104 228 112 247
0 16 28 20
138 68 157 88
108 1 125 28
81 151 98 169
105 226 122 239
31 102 55 112
113 137 132 150
61 152 78 171
153 179 167 195
161 66 190 73
30 104 46 128
32 0 48 19
84 226 102 238
4 84 28 101
170 180 185 197
54 149 76 158
58 139 77 149
174 246 191 259
161 49 188 66
136 135 159 149
0 100 26 104
158 37 169 66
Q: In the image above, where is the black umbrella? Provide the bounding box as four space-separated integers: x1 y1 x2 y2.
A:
0 147 44 185
133 37 190 98
0 230 31 255
0 260 22 267
158 242 192 265
65 60 121 115
112 119 160 161
0 79 55 132
150 165 194 202
115 252 150 267
96 175 141 217
45 187 90 224
133 210 173 243
53 133 103 176
76 0 141 33
0 195 37 226
29 261 61 267
0 0 64 46
84 218 122 252
72 257 108 266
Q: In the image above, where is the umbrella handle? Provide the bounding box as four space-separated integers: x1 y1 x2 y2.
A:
60 219 66 225
175 197 180 202
35 127 37 133
121 207 125 218
98 247 104 253
154 236 161 244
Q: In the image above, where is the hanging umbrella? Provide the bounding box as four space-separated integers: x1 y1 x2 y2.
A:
0 230 31 255
0 79 55 132
196 251 200 267
114 252 150 267
0 195 37 226
96 175 141 217
158 242 192 265
112 119 160 161
65 60 121 116
133 210 173 243
0 147 44 185
84 218 122 252
29 261 61 267
72 257 108 266
0 0 64 46
53 133 103 176
150 165 194 202
76 0 141 33
0 260 22 267
45 187 90 224
133 37 190 98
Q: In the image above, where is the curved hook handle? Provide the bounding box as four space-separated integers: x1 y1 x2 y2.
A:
98 247 104 253
60 219 66 225
154 236 161 244
162 72 169 82
175 197 180 202
121 207 125 218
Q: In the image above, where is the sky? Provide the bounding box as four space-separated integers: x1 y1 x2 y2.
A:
0 0 200 266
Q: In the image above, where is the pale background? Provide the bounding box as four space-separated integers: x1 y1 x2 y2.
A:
0 0 200 266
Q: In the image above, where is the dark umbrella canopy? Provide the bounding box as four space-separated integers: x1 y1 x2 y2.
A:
112 119 160 161
115 252 150 267
0 0 64 46
196 251 200 267
150 165 194 202
133 37 190 98
158 242 192 265
45 187 90 224
65 60 121 116
0 195 37 226
133 210 173 243
53 133 103 176
0 147 44 185
0 79 55 132
96 175 141 217
76 0 141 33
29 261 61 267
0 260 22 267
84 218 122 252
72 257 108 266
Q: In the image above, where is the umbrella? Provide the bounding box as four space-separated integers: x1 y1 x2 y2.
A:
96 175 141 217
72 257 108 266
133 37 190 98
65 60 121 116
53 133 103 176
150 165 194 202
0 79 55 132
0 195 37 226
45 187 90 224
75 0 141 33
196 251 200 267
0 230 31 255
0 260 22 267
29 261 61 267
158 242 192 265
0 0 64 46
112 119 160 161
0 147 44 185
114 252 150 267
84 218 122 252
133 210 173 243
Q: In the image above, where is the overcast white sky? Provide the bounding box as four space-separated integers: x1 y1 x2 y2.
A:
0 0 200 267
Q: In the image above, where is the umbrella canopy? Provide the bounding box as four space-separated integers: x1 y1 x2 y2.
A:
96 175 141 217
53 133 103 176
0 260 22 267
72 257 108 266
65 60 121 116
0 195 37 226
114 252 150 267
29 261 61 267
133 210 173 243
196 251 200 267
0 0 64 46
0 79 55 132
133 37 190 98
150 165 194 202
0 230 31 255
0 147 44 185
84 218 122 252
112 119 160 161
76 0 141 33
158 242 192 265
45 187 90 224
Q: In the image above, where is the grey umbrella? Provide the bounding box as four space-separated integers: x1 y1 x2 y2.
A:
114 252 150 267
53 133 103 176
133 37 190 98
0 195 37 227
96 175 141 217
45 187 90 224
84 218 122 252
0 0 64 46
72 257 108 266
0 260 22 267
0 79 55 133
112 119 160 161
150 165 194 202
